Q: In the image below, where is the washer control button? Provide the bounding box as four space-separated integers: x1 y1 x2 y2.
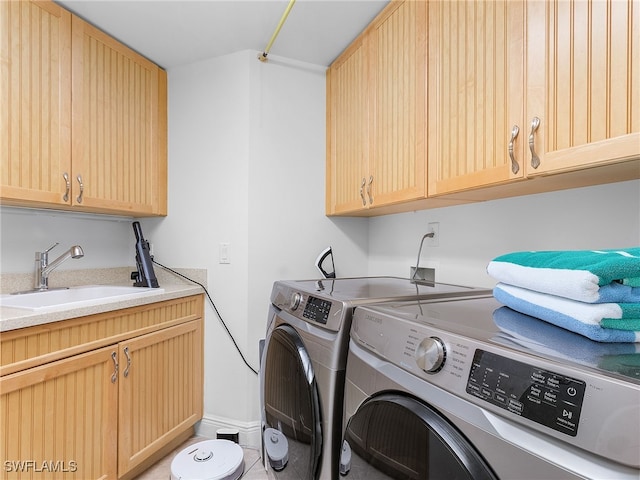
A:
290 292 302 311
416 337 446 373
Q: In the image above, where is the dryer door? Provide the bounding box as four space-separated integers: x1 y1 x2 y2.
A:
340 393 498 480
262 324 322 479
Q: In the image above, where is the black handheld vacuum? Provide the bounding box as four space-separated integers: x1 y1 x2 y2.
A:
131 221 160 288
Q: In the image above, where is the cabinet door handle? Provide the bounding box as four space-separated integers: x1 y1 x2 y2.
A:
508 125 520 174
76 175 84 203
529 117 541 169
62 172 70 202
111 351 119 383
367 175 374 204
123 346 131 377
359 177 366 206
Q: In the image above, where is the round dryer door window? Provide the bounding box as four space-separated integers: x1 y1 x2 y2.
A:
262 324 322 479
340 393 498 480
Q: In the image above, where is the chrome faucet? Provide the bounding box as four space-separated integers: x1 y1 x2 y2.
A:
34 243 85 290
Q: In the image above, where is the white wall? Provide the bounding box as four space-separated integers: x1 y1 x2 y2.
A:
367 180 640 287
142 50 369 441
0 207 133 274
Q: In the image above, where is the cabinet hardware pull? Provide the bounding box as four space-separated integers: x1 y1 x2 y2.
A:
367 175 374 204
123 346 131 377
359 177 366 206
76 175 84 203
508 125 520 174
62 172 70 202
529 117 541 169
111 351 118 383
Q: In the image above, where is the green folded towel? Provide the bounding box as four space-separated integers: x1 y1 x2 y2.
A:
487 247 640 303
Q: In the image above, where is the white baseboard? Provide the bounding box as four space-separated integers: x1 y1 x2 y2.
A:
195 414 262 450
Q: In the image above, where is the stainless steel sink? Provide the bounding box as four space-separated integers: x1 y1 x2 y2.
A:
0 285 164 311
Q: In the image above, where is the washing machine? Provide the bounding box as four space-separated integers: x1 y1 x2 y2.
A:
341 296 640 479
259 277 491 480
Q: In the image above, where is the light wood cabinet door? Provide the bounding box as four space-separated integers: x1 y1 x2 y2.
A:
71 15 167 216
0 346 118 480
326 0 427 215
326 36 370 215
0 1 72 206
427 0 526 196
526 0 640 175
369 0 427 206
117 319 203 476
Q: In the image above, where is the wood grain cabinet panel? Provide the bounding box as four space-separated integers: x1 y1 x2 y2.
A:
118 320 203 476
526 0 640 175
0 1 72 206
369 0 427 207
329 0 638 212
326 0 427 215
0 346 118 480
71 16 167 216
1 0 167 216
326 36 370 214
0 295 204 480
428 0 639 197
427 0 527 196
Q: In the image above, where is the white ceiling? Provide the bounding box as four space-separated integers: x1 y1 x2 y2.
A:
56 0 390 69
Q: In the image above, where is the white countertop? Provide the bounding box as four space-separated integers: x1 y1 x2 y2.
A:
0 283 204 332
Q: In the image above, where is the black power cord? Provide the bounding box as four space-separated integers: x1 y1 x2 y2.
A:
152 259 259 376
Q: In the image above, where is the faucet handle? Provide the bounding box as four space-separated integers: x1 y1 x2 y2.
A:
44 242 59 253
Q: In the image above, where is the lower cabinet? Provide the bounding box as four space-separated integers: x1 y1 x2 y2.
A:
1 346 119 479
0 295 204 480
118 320 203 476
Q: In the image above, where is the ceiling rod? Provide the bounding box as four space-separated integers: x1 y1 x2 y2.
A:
258 0 296 62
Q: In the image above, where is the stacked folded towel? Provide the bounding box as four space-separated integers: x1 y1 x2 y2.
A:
487 248 640 342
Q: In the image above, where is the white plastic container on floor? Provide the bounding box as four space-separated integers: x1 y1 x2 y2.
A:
170 439 244 480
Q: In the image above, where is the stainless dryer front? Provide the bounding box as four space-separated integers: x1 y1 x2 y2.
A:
341 297 640 479
259 277 490 480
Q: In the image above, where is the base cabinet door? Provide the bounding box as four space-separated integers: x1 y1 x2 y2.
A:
0 347 118 480
117 320 203 476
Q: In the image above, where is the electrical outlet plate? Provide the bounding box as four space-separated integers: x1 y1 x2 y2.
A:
410 267 436 284
427 222 439 247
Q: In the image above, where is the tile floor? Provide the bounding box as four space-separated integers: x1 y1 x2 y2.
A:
135 436 269 479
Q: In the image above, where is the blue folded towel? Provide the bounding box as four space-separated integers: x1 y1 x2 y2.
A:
493 306 640 363
493 283 640 343
487 248 640 303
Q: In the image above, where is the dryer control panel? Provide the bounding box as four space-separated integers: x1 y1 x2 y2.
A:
302 295 332 324
466 350 586 436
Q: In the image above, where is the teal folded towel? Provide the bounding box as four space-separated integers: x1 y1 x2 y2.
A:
487 247 640 303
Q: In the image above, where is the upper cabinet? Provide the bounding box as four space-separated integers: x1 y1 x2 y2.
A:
428 0 639 197
326 0 428 215
525 0 639 176
71 16 167 216
329 0 639 215
326 35 370 214
0 1 72 207
1 0 167 217
427 0 527 195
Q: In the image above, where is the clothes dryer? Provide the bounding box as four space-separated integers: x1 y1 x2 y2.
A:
341 296 640 479
259 277 490 480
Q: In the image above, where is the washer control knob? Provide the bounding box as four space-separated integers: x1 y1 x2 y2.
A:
290 292 302 311
416 337 446 373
